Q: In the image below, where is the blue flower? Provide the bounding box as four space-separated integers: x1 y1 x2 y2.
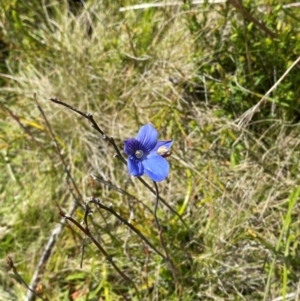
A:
124 124 173 182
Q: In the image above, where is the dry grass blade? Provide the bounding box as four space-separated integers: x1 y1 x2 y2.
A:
237 56 300 129
119 0 226 12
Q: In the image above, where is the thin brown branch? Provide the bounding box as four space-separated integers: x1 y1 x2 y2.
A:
6 256 45 301
228 0 277 39
1 103 40 146
49 97 126 163
91 174 152 213
36 95 83 204
60 209 140 300
88 197 166 260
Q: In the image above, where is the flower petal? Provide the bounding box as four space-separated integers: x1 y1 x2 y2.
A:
152 140 173 152
142 154 170 182
124 138 139 155
136 124 158 152
127 157 144 176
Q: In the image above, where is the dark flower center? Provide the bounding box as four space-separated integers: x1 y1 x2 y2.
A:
135 150 144 158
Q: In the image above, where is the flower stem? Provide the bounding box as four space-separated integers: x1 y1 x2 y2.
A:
153 181 178 284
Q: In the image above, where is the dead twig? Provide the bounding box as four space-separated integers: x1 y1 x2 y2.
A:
61 207 140 301
88 197 166 259
6 256 45 301
228 0 277 39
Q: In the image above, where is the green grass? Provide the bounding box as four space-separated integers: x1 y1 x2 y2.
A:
1 0 300 300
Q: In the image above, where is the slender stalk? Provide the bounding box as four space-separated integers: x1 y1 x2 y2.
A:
138 177 188 228
153 181 178 283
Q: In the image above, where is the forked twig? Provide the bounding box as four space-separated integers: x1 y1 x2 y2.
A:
6 256 45 301
91 174 152 213
60 208 140 301
87 197 166 259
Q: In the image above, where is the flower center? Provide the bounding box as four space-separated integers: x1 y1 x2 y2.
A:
135 150 144 158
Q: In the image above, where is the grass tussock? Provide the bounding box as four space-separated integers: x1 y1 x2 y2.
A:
1 0 300 300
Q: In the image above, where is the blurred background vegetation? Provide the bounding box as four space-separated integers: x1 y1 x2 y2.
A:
1 0 300 300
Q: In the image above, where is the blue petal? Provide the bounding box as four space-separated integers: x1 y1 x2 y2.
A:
142 154 170 182
124 138 139 155
128 157 144 176
152 140 173 152
136 124 158 152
